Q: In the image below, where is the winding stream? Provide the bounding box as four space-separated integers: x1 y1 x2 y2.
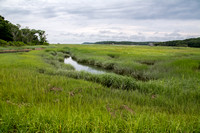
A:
64 57 106 74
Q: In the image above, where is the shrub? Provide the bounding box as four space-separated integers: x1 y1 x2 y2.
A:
58 57 64 62
43 42 49 45
12 41 26 46
27 42 34 46
0 39 9 46
8 41 14 46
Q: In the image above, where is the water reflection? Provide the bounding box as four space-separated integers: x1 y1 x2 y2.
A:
64 57 105 74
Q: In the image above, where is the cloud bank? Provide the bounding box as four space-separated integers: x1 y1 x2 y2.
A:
0 0 200 43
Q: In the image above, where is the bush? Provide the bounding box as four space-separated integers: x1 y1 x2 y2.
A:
0 39 9 46
8 41 14 46
43 42 49 45
13 41 26 46
27 42 35 46
58 57 64 62
0 39 49 47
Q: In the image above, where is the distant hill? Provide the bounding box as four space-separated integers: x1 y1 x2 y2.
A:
154 37 200 47
82 37 200 47
82 42 93 44
83 41 155 45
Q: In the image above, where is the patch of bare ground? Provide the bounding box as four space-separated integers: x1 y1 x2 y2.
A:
34 48 44 50
69 88 82 97
49 87 63 92
6 100 31 107
106 104 116 118
120 105 135 114
151 94 157 99
106 104 135 118
0 48 44 54
0 49 32 53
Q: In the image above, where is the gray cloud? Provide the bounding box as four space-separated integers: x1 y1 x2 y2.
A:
99 30 115 34
35 7 59 18
0 0 199 43
54 30 195 43
58 0 200 20
0 7 31 16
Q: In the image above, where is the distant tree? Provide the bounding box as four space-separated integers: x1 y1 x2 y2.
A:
0 15 13 41
37 30 48 44
0 15 49 46
155 37 200 47
10 24 21 41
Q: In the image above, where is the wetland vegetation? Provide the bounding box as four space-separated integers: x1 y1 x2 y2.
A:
0 44 200 132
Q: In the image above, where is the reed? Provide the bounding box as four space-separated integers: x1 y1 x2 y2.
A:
0 45 199 132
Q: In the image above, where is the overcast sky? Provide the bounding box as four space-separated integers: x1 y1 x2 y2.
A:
0 0 200 44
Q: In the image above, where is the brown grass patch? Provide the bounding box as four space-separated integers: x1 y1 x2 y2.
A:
34 48 44 50
69 88 82 97
120 105 135 114
0 48 44 54
151 94 156 99
106 104 135 118
50 87 63 92
106 104 116 118
0 49 32 53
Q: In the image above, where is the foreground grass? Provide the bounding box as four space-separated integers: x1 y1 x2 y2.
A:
0 45 200 132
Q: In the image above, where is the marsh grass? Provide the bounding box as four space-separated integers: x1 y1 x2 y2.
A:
62 44 200 79
0 45 200 132
48 45 200 112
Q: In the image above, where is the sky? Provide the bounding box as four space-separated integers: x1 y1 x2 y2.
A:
0 0 200 44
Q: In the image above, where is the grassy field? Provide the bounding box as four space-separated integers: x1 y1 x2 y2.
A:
0 45 200 132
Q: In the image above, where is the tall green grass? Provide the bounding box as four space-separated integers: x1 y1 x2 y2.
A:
46 45 200 112
61 45 200 79
0 45 200 132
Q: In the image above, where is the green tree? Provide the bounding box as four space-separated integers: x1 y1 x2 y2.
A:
0 15 13 41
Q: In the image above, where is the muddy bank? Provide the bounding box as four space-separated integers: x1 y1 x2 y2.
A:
0 48 44 54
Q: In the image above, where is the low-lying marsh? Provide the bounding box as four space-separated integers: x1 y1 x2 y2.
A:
0 44 200 132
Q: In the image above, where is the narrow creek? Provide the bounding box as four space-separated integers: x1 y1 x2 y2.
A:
64 57 107 74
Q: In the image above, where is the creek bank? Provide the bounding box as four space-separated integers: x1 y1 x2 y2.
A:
0 48 44 54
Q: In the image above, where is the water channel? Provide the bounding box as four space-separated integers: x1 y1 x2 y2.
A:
64 57 107 74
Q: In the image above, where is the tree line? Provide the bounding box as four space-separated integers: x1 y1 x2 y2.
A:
154 37 200 47
83 38 200 48
83 41 153 45
0 15 49 46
